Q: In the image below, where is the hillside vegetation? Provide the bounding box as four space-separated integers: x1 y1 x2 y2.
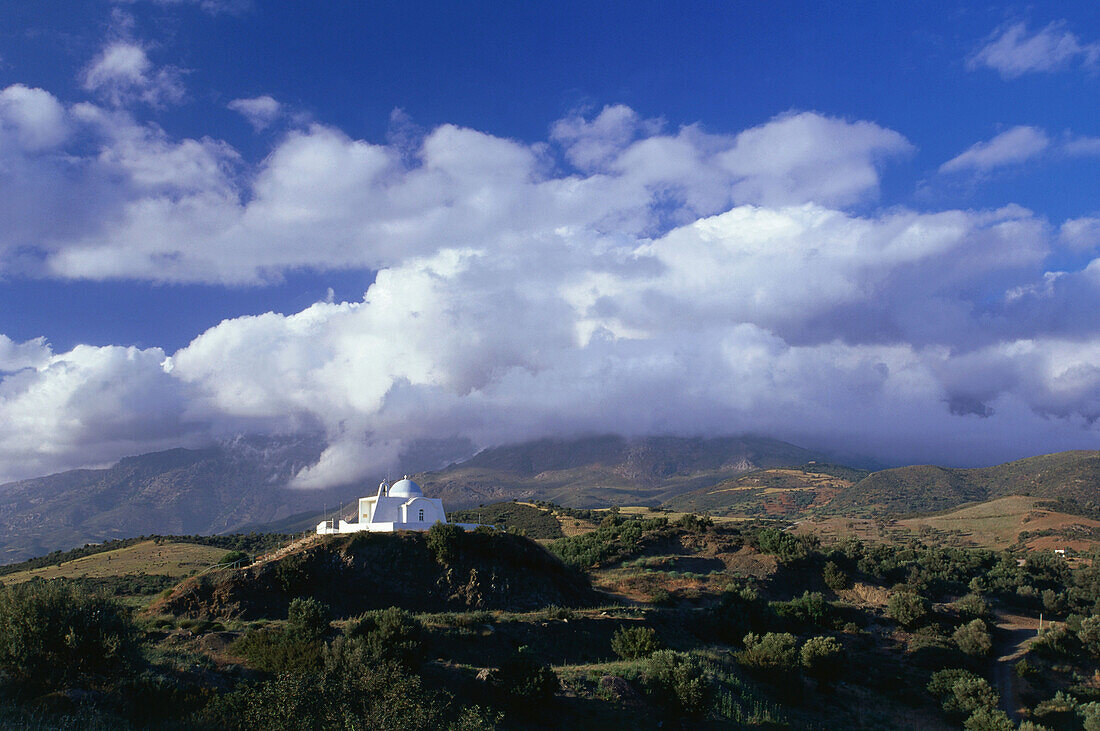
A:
155 526 597 619
828 450 1100 517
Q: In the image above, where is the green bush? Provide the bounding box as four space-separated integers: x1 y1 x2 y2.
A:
345 607 425 667
219 550 250 566
738 632 798 674
772 591 830 628
0 580 137 691
230 627 323 674
642 650 713 721
927 668 999 718
426 522 466 564
1078 615 1100 657
963 706 1014 731
822 561 850 591
799 635 844 679
953 619 992 657
287 597 330 640
610 625 661 660
886 591 930 628
491 648 558 710
952 593 990 620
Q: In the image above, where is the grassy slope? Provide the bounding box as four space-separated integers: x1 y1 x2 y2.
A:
0 540 230 584
827 450 1100 517
899 495 1100 551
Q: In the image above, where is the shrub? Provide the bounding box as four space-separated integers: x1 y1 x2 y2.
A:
219 550 250 566
287 597 330 640
1032 625 1074 658
611 626 661 659
928 669 999 718
963 707 1015 731
772 591 830 628
426 522 466 565
953 619 992 658
491 648 558 710
1078 615 1100 657
822 561 850 591
345 607 425 667
230 628 323 674
799 635 844 679
642 650 713 721
0 580 137 691
952 593 990 620
738 632 799 674
887 591 930 628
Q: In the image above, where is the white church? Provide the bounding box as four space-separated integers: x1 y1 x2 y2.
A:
315 476 477 534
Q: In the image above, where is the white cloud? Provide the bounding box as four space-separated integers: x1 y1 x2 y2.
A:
969 21 1100 78
1063 135 1100 157
228 95 282 131
81 42 185 108
940 126 1049 174
0 85 68 151
1061 217 1100 251
0 97 1097 485
112 0 250 15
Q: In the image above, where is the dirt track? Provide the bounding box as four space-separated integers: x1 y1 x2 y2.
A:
991 611 1042 720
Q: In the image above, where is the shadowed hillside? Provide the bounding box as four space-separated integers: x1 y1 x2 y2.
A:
153 528 598 619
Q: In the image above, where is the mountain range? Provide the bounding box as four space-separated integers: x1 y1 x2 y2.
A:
2 432 1098 564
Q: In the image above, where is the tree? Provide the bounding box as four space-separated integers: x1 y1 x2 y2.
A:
887 591 930 628
822 561 850 591
1078 615 1100 657
642 650 713 721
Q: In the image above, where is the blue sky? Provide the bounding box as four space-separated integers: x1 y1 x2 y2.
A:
0 1 1097 484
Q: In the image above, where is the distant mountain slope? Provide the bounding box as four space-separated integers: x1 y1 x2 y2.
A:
826 450 1100 516
416 435 826 509
663 463 870 517
0 436 361 564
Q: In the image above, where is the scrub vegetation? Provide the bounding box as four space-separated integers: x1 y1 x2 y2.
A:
1 514 1100 728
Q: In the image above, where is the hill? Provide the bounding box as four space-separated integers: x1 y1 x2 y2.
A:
662 463 869 517
416 434 825 509
827 450 1100 517
898 495 1100 552
154 529 597 619
0 435 362 564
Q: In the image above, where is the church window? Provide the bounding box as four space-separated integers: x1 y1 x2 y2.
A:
418 509 425 521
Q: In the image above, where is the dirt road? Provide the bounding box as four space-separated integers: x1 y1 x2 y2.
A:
991 611 1042 720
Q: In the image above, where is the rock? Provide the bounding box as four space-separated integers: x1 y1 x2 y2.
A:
476 668 495 683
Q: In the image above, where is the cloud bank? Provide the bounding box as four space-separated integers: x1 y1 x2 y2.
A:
969 21 1100 78
0 84 1099 486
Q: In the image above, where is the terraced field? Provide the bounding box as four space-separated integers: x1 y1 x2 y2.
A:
663 466 863 516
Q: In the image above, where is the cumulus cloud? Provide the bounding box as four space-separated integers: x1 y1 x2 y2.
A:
969 21 1100 78
228 95 282 131
81 42 186 108
0 99 1097 486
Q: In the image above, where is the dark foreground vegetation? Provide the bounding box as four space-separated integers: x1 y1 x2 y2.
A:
2 512 1100 729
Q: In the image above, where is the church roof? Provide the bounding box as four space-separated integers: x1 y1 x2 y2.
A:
389 476 423 498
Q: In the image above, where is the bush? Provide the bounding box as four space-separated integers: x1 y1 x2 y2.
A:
952 593 990 620
287 597 330 640
345 607 425 667
772 591 830 628
642 650 713 721
491 648 558 711
0 580 137 691
887 591 930 628
230 628 323 674
738 632 799 674
822 561 850 591
1078 615 1100 657
219 550 250 566
963 707 1015 731
800 635 844 679
611 625 661 659
927 668 999 718
953 619 992 657
426 522 466 565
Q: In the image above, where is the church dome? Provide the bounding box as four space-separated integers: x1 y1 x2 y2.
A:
388 476 423 498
